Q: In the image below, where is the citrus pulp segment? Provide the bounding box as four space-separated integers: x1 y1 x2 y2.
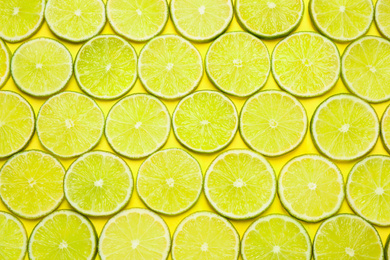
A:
205 32 270 97
382 104 390 153
272 32 340 97
36 91 105 158
138 35 203 99
99 208 171 260
0 211 27 260
106 0 169 42
137 148 202 215
0 39 10 89
105 94 171 159
311 94 379 161
172 90 238 153
172 211 240 260
242 214 312 260
239 90 307 157
11 38 73 97
375 0 390 40
75 35 137 100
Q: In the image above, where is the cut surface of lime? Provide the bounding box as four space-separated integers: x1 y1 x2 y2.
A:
381 104 390 153
99 208 171 260
28 210 97 260
170 0 233 42
204 149 276 219
137 148 202 215
36 92 104 158
173 90 238 153
0 211 27 260
106 0 168 42
65 151 133 217
0 40 10 88
342 36 390 103
0 0 44 42
236 0 304 39
172 211 239 260
45 0 106 42
376 0 390 40
242 214 311 260
272 32 340 97
105 94 170 159
240 90 307 157
278 154 344 222
311 94 379 161
0 91 34 158
11 38 73 97
205 32 270 97
139 35 203 99
313 214 383 259
310 0 374 42
75 35 137 100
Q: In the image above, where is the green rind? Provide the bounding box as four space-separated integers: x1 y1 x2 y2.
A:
386 232 390 260
0 40 11 89
0 210 28 260
381 103 390 154
375 0 390 40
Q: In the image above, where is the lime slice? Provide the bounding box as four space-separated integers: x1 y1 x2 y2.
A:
172 211 239 260
173 90 238 153
28 210 97 260
242 214 311 260
278 154 344 222
65 151 133 217
376 0 390 40
381 104 390 153
386 234 390 259
0 40 11 88
236 0 304 39
139 35 203 100
75 35 137 100
99 208 171 260
11 38 73 97
137 148 202 215
205 32 270 97
204 149 276 219
105 94 170 159
45 0 106 42
106 0 168 42
309 0 374 42
240 90 307 157
272 32 340 97
0 0 44 42
0 211 27 260
36 91 104 158
0 91 34 158
311 94 379 161
341 36 390 103
313 214 383 259
170 0 233 42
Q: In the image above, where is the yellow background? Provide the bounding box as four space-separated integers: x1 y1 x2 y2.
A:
1 0 389 258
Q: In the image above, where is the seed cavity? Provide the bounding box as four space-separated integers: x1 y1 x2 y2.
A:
269 119 278 128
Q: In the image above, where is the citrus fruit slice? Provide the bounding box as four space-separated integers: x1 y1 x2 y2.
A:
65 151 133 217
170 0 233 42
99 208 171 260
204 149 276 219
139 35 203 100
45 0 106 42
0 211 27 260
137 148 202 215
11 38 73 97
386 234 390 259
36 92 104 158
309 0 374 42
75 35 137 100
105 94 170 159
272 32 340 97
313 214 383 259
278 154 344 222
106 0 169 42
0 91 34 158
375 0 390 40
0 39 11 89
0 150 65 219
173 90 238 153
236 0 304 39
0 0 44 42
240 90 307 157
28 210 97 260
242 214 311 260
381 104 390 153
172 211 240 260
205 32 270 97
342 36 390 103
